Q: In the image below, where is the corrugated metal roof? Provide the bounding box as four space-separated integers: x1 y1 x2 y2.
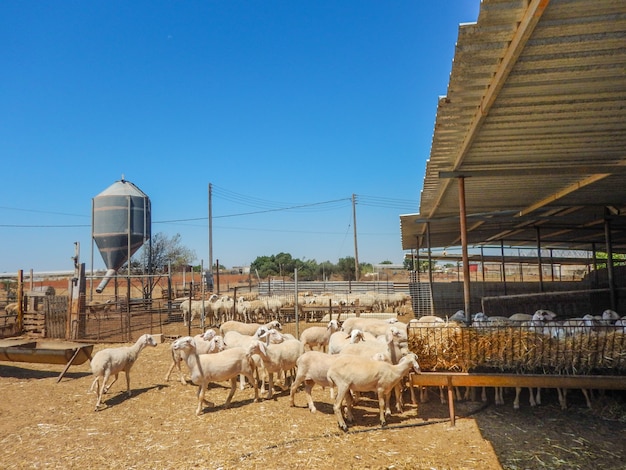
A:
401 0 626 253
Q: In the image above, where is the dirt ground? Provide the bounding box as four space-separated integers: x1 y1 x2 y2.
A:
1 325 625 470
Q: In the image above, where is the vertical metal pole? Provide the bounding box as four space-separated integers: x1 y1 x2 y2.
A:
188 280 193 337
200 260 205 330
208 183 213 276
17 270 23 332
604 214 617 311
216 259 220 295
426 223 433 286
500 240 507 296
536 227 544 292
294 268 299 339
457 177 471 323
352 194 360 281
127 195 132 341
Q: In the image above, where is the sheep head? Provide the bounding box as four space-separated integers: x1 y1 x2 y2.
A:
202 329 217 341
173 336 195 352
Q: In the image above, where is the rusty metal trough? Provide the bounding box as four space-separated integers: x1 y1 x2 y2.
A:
0 338 93 382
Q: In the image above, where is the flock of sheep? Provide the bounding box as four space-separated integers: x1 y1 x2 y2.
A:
87 305 625 430
409 308 626 410
178 291 412 327
88 316 419 432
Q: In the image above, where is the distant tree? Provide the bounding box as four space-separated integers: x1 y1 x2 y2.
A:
336 257 356 281
403 257 432 272
129 232 196 298
380 260 393 265
317 261 336 281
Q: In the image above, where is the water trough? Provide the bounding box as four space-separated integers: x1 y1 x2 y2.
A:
0 338 94 382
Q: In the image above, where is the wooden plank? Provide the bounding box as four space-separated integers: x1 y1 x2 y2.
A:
410 372 626 390
409 372 626 427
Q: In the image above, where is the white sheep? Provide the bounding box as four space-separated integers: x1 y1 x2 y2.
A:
223 326 280 392
180 294 219 326
246 338 305 399
172 336 259 415
327 329 366 355
341 317 398 336
220 320 282 337
89 333 158 411
289 350 339 412
4 302 18 316
299 320 341 351
339 325 412 412
164 330 224 385
340 326 408 365
327 352 421 431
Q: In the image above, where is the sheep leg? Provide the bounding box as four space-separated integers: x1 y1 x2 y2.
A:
195 383 212 416
223 377 238 408
557 388 568 410
333 385 350 432
514 387 522 409
240 369 259 403
378 391 388 427
266 372 274 399
304 380 317 413
343 389 355 424
124 370 132 397
495 387 504 405
581 389 592 409
102 373 118 394
393 384 403 413
288 373 305 408
90 376 102 411
439 386 447 404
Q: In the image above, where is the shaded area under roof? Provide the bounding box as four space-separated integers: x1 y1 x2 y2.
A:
401 0 626 254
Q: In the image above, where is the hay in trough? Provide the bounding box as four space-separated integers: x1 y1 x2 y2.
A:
408 325 626 375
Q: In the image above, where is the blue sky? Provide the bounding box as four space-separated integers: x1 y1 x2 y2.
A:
1 1 480 273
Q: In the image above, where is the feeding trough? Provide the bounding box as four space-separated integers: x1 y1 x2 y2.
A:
0 339 94 382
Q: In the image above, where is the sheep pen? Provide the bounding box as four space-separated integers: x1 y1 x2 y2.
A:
0 320 624 469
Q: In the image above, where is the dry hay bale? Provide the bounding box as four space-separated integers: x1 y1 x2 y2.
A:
409 325 626 376
408 324 471 372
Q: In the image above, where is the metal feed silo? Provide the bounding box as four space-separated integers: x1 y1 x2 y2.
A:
92 178 151 293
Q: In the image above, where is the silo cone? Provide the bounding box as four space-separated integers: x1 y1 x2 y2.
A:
92 178 151 293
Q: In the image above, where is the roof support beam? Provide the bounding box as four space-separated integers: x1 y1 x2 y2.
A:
439 165 626 179
428 0 549 219
518 173 610 217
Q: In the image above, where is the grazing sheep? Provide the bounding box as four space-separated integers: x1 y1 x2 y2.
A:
327 352 421 431
86 299 115 320
220 320 282 337
341 317 398 337
172 336 259 416
4 302 18 316
340 326 409 365
328 329 366 355
223 326 280 392
299 320 341 351
180 294 218 326
246 338 305 399
289 350 339 412
164 330 224 385
89 333 158 411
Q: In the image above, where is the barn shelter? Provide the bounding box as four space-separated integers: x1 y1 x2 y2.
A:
400 0 626 319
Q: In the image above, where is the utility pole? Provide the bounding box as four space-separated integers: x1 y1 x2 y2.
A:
352 193 360 281
208 183 213 274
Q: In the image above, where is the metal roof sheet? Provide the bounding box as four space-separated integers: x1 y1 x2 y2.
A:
401 0 626 253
